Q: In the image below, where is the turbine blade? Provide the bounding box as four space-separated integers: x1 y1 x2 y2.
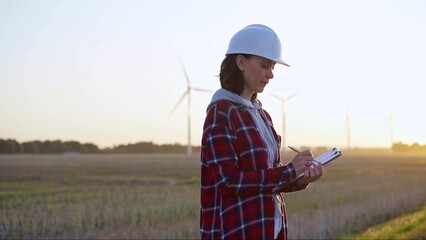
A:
386 114 396 124
178 56 190 86
286 89 302 101
266 91 283 101
170 91 189 116
191 87 212 93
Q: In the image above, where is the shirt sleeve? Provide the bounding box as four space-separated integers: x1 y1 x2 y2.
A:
276 180 309 193
275 163 310 192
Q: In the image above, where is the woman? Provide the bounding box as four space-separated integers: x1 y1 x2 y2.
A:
200 24 324 240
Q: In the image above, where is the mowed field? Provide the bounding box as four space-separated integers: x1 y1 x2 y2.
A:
0 151 425 239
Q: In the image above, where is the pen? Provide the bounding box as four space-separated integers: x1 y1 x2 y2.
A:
289 146 319 167
288 145 302 153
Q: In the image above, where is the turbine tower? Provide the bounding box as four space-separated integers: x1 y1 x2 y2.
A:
345 109 351 150
268 90 301 154
170 57 211 155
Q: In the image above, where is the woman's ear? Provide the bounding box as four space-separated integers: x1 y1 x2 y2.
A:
236 55 246 72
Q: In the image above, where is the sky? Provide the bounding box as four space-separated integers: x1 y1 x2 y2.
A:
1 0 426 149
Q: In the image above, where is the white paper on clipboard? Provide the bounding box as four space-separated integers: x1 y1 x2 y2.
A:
314 147 342 166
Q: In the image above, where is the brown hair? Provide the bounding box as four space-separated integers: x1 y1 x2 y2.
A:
219 54 257 100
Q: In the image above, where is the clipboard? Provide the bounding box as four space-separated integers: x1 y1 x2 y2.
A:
272 147 342 193
313 147 342 166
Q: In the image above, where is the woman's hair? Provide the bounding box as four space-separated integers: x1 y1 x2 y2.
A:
219 54 257 100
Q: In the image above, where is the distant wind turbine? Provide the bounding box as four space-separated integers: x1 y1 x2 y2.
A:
267 90 302 154
170 57 211 155
345 109 351 150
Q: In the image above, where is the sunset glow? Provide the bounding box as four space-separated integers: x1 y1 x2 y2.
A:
1 0 425 149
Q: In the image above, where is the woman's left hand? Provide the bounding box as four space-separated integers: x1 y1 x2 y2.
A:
297 161 324 186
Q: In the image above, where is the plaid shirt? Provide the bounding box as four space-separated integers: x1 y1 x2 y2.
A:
200 99 306 240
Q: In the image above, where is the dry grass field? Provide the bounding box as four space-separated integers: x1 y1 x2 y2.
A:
0 151 425 239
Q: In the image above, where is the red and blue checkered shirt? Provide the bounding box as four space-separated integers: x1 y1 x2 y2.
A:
200 99 307 240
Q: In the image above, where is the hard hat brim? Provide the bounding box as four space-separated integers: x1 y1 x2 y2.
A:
275 58 290 67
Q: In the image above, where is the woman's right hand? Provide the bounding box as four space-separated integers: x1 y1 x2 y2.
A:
290 149 314 177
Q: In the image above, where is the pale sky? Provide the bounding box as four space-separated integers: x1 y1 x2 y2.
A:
1 0 425 149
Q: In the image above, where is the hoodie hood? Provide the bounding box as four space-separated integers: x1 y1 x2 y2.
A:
208 89 262 112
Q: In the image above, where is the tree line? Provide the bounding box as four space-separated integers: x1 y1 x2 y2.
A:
391 142 426 153
0 139 200 154
1 138 425 154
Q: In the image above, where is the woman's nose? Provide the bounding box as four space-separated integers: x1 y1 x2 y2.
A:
267 69 274 79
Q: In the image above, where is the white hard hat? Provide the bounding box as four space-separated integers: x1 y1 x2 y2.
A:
226 24 289 67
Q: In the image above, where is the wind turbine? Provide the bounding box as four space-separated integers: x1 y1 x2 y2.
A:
170 57 211 155
345 109 351 150
267 90 301 154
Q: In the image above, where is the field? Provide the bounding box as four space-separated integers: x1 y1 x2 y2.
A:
0 151 425 239
346 204 426 239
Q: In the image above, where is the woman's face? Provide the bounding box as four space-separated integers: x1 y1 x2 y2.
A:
237 55 275 99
